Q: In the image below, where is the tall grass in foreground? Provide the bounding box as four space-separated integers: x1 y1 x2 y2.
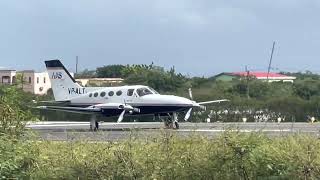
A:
2 131 320 179
32 131 320 180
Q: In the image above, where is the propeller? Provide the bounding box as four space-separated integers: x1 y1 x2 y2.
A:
184 88 229 121
117 110 126 123
188 88 193 100
184 108 193 121
117 100 140 123
117 100 128 123
185 88 194 121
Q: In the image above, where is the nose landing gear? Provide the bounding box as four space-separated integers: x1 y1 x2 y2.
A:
160 112 180 129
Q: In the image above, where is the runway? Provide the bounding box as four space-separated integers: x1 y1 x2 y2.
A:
26 121 320 141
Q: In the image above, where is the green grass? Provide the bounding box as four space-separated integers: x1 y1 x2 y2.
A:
3 131 320 179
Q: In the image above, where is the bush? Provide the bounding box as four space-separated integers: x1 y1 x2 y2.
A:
0 86 35 137
0 135 38 179
26 131 320 179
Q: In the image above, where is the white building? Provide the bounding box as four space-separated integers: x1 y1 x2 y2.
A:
1 68 122 94
215 72 296 83
0 69 16 85
0 69 51 95
20 70 51 95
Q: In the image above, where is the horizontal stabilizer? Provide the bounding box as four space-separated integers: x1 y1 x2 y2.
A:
37 100 71 104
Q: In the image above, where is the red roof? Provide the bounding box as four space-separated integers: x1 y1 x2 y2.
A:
231 72 290 78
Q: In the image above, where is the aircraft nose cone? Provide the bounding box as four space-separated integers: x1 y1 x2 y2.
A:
142 95 194 107
165 95 194 107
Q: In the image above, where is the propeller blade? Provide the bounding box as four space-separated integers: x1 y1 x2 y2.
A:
117 110 126 123
198 99 229 105
188 88 193 100
184 108 193 121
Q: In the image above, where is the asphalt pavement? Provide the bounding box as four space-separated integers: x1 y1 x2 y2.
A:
26 121 320 141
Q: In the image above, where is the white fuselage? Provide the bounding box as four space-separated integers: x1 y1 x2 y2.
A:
44 60 197 118
68 85 195 116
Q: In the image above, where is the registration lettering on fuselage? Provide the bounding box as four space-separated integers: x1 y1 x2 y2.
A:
68 88 86 95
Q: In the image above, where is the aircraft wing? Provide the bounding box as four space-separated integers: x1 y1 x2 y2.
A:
37 105 101 114
198 99 229 105
37 103 139 115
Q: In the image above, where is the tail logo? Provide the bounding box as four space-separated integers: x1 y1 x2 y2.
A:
52 72 63 79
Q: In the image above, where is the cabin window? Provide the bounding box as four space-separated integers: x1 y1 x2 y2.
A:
108 91 114 96
89 93 92 97
127 89 134 96
137 88 153 97
94 92 99 97
100 92 106 97
116 90 122 96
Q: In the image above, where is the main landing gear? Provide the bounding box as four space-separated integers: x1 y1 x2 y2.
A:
160 112 180 129
90 115 99 131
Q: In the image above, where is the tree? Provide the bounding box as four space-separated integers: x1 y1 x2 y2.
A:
294 80 320 100
75 69 96 78
96 65 126 78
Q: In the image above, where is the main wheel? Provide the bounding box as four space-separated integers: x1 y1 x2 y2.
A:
95 121 99 131
174 121 179 129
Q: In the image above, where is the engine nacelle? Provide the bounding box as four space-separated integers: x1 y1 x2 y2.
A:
93 103 140 113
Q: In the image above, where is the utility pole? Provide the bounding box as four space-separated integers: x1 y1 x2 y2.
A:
21 72 24 90
267 41 276 82
245 65 250 99
76 56 79 75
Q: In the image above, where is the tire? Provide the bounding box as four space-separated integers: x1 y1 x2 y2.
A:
174 121 179 129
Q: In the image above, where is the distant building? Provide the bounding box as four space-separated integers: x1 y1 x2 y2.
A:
215 72 296 83
76 78 124 87
1 67 123 94
0 69 52 95
20 70 51 95
0 69 16 85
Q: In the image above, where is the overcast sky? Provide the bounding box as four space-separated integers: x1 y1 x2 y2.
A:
0 0 320 76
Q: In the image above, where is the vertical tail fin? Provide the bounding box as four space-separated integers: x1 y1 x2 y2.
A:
45 60 82 101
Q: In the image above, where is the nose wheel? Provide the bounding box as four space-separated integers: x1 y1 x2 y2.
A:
160 113 180 129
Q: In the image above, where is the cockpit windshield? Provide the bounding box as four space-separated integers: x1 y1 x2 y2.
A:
136 88 154 97
149 87 159 94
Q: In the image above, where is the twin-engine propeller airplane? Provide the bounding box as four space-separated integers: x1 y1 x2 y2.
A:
38 60 228 130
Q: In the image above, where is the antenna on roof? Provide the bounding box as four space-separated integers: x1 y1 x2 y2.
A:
267 41 276 82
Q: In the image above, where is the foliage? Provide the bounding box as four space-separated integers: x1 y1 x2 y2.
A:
0 86 38 179
96 65 126 78
0 86 36 137
75 69 96 79
121 64 188 93
22 132 320 179
0 135 38 179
